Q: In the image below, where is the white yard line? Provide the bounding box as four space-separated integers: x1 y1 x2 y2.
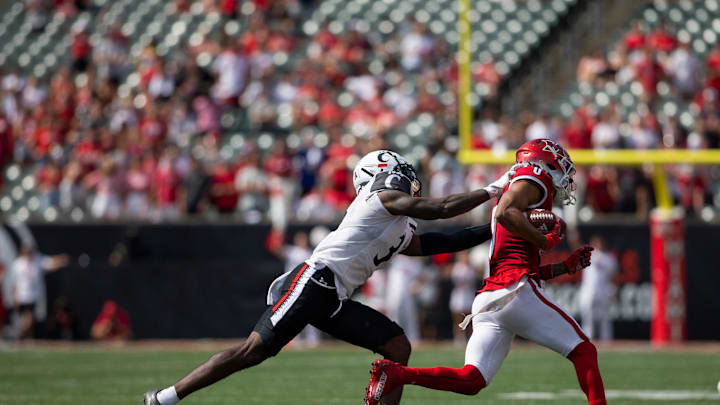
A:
499 389 720 401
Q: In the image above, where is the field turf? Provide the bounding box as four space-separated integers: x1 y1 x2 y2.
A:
1 343 719 404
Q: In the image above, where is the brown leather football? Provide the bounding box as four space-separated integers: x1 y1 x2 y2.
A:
527 209 557 234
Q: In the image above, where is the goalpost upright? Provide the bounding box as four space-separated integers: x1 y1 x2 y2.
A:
457 0 472 153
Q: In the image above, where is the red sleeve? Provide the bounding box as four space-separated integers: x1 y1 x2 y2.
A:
507 165 555 208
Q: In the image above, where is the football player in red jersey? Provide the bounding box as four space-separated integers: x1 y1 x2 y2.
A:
365 139 606 405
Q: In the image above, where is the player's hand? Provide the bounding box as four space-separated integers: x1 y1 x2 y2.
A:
563 245 594 274
543 217 565 250
482 165 518 198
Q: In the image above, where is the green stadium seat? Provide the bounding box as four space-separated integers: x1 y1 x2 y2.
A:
27 196 41 213
669 8 684 24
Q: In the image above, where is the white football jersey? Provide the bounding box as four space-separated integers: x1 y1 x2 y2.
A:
306 172 417 299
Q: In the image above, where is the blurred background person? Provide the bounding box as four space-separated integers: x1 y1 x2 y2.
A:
90 300 133 341
0 216 38 339
385 255 424 343
578 235 619 341
265 140 296 231
3 246 68 340
449 251 475 344
46 296 78 340
268 230 321 347
180 157 211 215
234 149 268 223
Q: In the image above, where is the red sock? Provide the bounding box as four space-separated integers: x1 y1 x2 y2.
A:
397 364 486 395
567 341 607 405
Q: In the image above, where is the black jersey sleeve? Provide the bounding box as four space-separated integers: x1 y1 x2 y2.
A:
369 172 412 195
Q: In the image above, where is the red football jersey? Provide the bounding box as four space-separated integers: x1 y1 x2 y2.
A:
481 165 555 292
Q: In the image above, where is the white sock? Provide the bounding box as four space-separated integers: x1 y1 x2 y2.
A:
157 386 179 405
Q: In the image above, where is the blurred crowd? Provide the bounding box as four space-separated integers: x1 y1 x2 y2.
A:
0 1 718 227
2 0 496 227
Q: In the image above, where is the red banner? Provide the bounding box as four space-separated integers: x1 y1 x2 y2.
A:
650 209 686 344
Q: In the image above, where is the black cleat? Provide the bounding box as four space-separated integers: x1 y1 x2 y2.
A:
143 389 161 405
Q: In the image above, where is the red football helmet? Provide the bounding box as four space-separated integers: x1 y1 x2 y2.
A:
515 139 576 205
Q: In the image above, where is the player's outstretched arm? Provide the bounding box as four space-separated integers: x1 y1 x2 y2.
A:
400 224 491 256
378 168 514 220
494 180 557 249
378 189 492 220
539 246 594 279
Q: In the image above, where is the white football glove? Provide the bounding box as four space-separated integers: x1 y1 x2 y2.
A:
482 164 519 198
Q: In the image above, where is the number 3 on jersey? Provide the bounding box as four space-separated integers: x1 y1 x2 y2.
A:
373 234 405 266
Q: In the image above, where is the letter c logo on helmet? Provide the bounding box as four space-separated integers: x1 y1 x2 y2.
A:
353 150 422 197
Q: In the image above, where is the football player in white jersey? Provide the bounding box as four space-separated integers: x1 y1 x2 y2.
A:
144 150 513 405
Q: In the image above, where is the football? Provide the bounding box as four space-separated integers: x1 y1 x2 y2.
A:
527 209 559 234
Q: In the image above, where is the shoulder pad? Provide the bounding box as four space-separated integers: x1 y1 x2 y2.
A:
370 172 412 195
513 165 552 183
509 164 555 205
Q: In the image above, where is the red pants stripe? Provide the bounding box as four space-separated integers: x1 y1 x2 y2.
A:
528 278 589 341
272 264 309 312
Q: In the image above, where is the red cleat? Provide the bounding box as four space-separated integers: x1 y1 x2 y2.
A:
364 359 403 405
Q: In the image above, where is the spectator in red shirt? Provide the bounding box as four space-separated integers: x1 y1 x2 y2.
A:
70 28 92 73
705 44 720 98
0 114 13 171
73 131 103 168
32 115 60 159
636 48 665 104
139 105 167 146
563 114 592 149
323 168 353 210
647 22 677 53
152 150 181 220
173 0 191 13
91 300 132 341
209 161 239 213
623 20 646 53
221 0 238 18
585 166 620 213
707 43 720 76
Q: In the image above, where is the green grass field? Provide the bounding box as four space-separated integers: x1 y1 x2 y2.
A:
1 344 719 405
